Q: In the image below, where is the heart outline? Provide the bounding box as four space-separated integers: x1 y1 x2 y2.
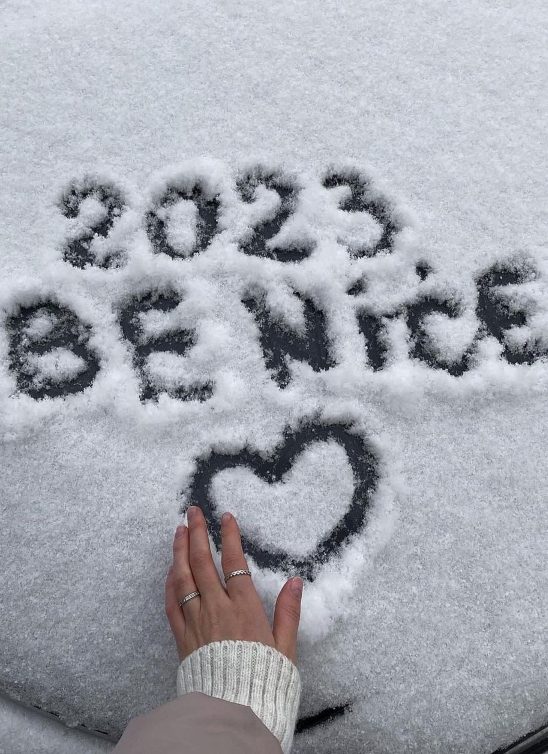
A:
182 420 379 581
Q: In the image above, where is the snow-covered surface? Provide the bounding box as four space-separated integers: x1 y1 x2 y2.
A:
0 694 111 754
1 1 547 752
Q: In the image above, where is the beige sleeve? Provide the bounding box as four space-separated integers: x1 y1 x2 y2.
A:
112 691 283 754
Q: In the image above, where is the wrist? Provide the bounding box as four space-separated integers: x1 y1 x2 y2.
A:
177 640 301 753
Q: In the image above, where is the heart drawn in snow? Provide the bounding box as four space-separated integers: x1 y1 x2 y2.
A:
183 421 379 581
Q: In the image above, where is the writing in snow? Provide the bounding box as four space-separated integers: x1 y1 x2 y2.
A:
3 258 546 402
2 163 547 401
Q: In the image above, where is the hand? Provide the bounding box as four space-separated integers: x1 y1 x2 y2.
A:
165 506 303 664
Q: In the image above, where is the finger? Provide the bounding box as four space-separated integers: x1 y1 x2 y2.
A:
272 577 303 664
187 506 226 597
172 525 201 622
220 512 254 599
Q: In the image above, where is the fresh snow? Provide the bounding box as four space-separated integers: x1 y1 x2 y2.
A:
0 1 547 753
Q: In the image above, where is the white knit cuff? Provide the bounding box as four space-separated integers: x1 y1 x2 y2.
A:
176 640 302 754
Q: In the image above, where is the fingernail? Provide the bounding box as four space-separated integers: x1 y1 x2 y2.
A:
187 506 199 523
221 512 232 523
290 577 303 596
175 525 186 538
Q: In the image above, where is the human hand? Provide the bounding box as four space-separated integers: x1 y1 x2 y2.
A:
165 506 303 664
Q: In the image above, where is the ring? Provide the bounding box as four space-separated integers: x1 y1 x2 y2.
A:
224 569 252 582
179 590 201 607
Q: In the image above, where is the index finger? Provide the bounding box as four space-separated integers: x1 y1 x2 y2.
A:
186 505 226 597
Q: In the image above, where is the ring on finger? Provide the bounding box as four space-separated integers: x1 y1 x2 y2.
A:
179 590 201 608
224 569 252 582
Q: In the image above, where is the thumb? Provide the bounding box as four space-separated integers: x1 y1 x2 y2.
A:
272 576 303 664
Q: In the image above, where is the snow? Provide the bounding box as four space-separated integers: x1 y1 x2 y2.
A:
211 440 355 559
0 694 111 754
0 0 547 752
25 348 88 385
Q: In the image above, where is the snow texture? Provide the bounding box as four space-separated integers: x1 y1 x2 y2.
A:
0 1 547 753
0 694 111 754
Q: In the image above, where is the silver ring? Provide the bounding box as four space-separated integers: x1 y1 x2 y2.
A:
179 590 201 607
224 569 252 582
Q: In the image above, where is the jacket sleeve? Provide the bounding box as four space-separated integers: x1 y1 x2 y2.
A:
113 641 301 754
112 691 283 754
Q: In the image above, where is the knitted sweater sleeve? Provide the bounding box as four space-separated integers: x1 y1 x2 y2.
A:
177 640 302 754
